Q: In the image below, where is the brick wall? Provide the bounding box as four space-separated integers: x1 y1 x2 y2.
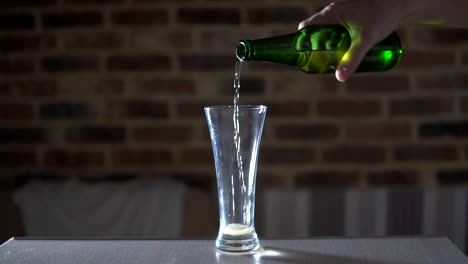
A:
1 0 468 189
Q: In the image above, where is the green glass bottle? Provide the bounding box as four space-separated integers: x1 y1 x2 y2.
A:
236 25 402 74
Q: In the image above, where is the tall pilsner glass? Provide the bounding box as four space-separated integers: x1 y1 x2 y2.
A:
205 105 267 252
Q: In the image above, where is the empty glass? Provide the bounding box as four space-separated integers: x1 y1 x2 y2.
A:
205 105 267 252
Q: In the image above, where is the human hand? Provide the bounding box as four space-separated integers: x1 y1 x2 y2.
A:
298 0 410 81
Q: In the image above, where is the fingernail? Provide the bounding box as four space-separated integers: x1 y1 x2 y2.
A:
336 67 348 82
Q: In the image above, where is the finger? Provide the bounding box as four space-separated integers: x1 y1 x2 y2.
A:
298 3 338 30
335 39 373 82
298 14 321 30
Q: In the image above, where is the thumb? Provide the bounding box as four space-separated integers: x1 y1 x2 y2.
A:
335 38 372 82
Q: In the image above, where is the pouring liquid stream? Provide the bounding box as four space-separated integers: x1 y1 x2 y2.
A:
226 60 248 233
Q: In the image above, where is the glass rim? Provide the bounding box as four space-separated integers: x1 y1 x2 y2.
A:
204 105 267 110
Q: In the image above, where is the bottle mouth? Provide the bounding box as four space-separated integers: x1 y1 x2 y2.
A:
236 41 249 61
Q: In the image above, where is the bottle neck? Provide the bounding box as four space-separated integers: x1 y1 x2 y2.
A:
236 41 252 61
236 33 300 65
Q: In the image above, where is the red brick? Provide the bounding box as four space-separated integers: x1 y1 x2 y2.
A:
200 30 249 52
63 31 124 50
260 146 315 164
129 29 193 50
273 75 338 95
367 170 420 186
0 34 56 53
318 99 381 117
419 121 468 138
415 28 468 46
346 75 410 93
177 8 240 24
132 124 194 142
178 54 232 71
107 100 169 119
111 9 168 26
167 31 194 49
112 148 173 166
44 149 105 168
0 103 35 121
323 145 386 164
57 78 124 96
296 171 359 187
94 79 125 95
0 151 36 168
346 122 411 140
219 77 265 95
0 14 35 30
393 144 458 162
176 100 223 118
200 125 212 143
181 147 212 164
41 55 98 72
256 174 294 188
399 50 455 69
43 11 102 28
0 82 11 96
40 102 91 119
14 79 57 97
262 100 310 118
107 55 170 71
461 97 468 113
247 7 307 24
0 127 44 144
1 0 55 7
275 123 339 141
0 57 35 75
463 52 468 65
389 97 453 116
133 78 194 95
64 0 123 4
437 170 468 185
133 0 190 2
416 72 468 91
66 126 125 143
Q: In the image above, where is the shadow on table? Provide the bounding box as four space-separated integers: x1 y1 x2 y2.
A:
216 247 415 264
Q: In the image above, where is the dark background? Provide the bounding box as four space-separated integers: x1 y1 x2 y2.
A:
1 0 468 254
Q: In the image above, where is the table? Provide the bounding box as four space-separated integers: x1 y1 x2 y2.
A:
1 237 467 263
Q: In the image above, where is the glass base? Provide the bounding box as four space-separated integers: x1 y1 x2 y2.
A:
215 225 260 252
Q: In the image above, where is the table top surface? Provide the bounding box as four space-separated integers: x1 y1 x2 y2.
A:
1 237 467 264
